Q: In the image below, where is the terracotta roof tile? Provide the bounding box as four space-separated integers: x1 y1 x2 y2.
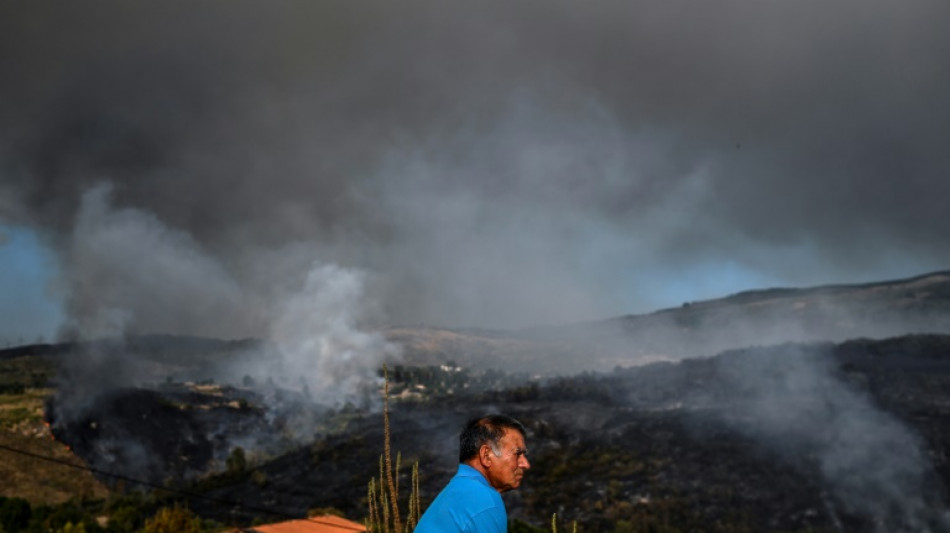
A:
238 515 366 533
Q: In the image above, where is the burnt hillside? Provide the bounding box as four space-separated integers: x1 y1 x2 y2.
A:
4 333 949 530
173 334 950 532
6 271 950 531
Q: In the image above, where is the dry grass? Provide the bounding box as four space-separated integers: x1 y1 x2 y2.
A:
0 388 49 429
366 366 420 533
0 388 110 504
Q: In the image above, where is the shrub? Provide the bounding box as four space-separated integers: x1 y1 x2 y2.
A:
143 505 203 533
0 497 31 533
106 505 144 533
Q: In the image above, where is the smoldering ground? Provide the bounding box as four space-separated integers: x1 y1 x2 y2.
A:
705 344 950 531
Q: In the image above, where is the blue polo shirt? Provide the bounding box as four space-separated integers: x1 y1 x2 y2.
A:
414 464 507 533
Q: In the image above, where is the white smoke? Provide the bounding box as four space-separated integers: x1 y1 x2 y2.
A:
63 183 246 339
712 344 950 531
267 262 400 404
57 181 398 408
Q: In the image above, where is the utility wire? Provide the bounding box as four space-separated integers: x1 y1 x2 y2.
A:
0 438 364 530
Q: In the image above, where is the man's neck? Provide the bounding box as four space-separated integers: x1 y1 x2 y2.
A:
462 459 499 492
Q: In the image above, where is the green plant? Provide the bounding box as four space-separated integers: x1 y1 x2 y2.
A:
58 522 87 533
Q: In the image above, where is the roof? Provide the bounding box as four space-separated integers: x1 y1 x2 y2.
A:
235 515 367 533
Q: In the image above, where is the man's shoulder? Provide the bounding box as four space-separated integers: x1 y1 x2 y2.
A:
415 465 506 533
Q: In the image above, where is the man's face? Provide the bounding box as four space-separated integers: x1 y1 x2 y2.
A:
484 429 531 493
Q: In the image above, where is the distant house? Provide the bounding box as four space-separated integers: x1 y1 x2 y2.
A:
229 515 366 533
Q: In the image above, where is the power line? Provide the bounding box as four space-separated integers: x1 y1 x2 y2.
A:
0 438 363 529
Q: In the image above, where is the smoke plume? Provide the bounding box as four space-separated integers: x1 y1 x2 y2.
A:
711 344 949 531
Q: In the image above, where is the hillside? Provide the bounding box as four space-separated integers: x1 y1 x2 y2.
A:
0 353 109 504
185 334 950 532
393 270 950 372
8 334 949 532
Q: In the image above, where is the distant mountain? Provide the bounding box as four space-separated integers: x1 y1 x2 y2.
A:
600 269 950 358
393 270 950 373
7 271 948 377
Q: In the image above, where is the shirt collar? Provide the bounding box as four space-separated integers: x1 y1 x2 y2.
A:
457 463 491 487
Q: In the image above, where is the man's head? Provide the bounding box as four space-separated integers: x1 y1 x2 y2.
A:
459 414 531 493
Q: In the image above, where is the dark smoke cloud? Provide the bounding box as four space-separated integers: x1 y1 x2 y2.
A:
4 3 949 518
2 0 949 336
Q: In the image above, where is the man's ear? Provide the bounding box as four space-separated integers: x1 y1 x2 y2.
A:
479 444 493 468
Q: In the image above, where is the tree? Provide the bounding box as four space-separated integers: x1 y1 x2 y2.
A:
226 446 247 473
143 505 203 533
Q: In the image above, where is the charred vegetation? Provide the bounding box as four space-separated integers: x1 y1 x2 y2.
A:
18 334 948 531
4 272 950 530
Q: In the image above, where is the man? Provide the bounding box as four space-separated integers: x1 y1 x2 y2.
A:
414 414 531 533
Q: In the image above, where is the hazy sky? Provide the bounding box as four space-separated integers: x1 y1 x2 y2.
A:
1 0 949 342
